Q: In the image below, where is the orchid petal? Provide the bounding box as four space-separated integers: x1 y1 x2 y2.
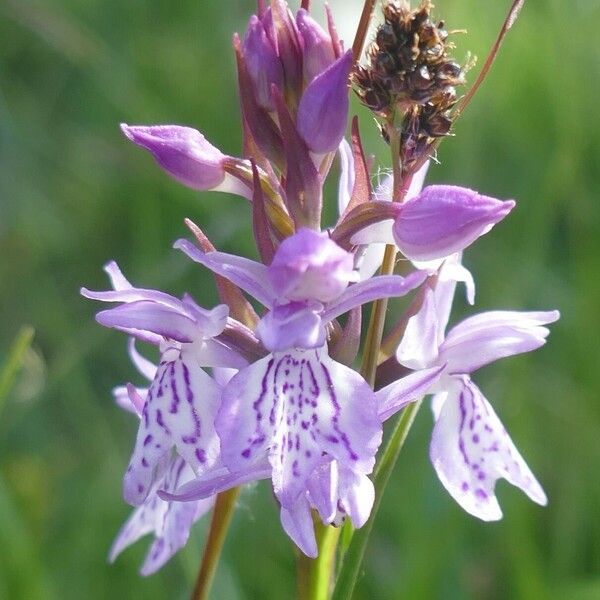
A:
280 496 318 558
307 461 338 523
377 364 445 421
322 271 427 323
337 466 375 528
430 378 547 521
174 239 275 308
96 302 199 344
216 348 381 508
393 186 515 261
123 350 221 505
121 124 227 191
256 302 326 352
440 310 560 374
396 288 440 370
337 139 355 216
104 261 133 291
127 338 158 381
160 464 271 502
113 384 147 416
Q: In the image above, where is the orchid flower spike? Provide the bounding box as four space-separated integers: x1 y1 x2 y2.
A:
377 257 560 520
81 261 247 506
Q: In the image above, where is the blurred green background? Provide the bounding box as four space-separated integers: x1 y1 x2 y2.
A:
1 0 599 598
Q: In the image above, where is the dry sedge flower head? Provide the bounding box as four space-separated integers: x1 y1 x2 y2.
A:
353 0 469 136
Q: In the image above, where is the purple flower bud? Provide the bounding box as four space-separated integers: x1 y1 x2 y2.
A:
268 228 357 303
121 124 226 191
243 15 284 110
296 9 335 83
393 185 516 261
297 50 353 153
264 1 303 96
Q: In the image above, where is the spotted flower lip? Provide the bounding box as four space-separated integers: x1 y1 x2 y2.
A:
81 261 246 506
377 257 559 521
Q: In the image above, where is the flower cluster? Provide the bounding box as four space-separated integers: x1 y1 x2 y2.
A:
83 0 558 575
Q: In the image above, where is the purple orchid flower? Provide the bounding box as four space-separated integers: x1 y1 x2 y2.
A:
350 183 515 262
377 257 559 520
167 228 427 554
81 262 247 506
121 124 252 198
109 355 214 575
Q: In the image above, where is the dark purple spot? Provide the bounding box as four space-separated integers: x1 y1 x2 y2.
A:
461 481 469 492
143 434 153 446
242 448 251 458
472 434 480 444
195 448 206 463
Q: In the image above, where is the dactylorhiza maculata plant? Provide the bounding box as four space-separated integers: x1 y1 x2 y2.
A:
82 1 558 597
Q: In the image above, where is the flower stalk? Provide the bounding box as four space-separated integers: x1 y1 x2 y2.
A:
191 487 240 600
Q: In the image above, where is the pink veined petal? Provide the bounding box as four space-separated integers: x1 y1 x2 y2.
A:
377 364 446 421
430 377 547 521
321 271 427 324
396 288 441 370
216 348 382 509
174 239 276 308
337 139 355 216
280 496 318 558
96 302 199 344
440 310 560 374
123 350 222 505
159 464 271 502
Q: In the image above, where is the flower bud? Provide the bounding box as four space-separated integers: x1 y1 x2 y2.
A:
296 9 335 83
243 15 284 110
268 228 358 303
297 50 353 153
121 124 226 191
393 185 516 261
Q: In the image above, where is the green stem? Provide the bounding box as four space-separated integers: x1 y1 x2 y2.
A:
190 487 240 600
310 524 342 600
332 400 423 600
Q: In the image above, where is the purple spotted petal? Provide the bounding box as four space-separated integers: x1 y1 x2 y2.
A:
297 50 353 153
268 228 357 304
296 9 335 83
123 350 222 505
393 186 515 261
280 496 318 558
110 457 214 575
430 377 547 521
256 302 326 352
121 124 227 191
440 310 560 375
216 347 381 508
377 364 446 422
174 239 276 308
322 271 427 324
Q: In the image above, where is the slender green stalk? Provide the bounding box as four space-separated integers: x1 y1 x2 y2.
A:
0 326 34 417
306 523 342 600
191 487 240 600
331 400 422 600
